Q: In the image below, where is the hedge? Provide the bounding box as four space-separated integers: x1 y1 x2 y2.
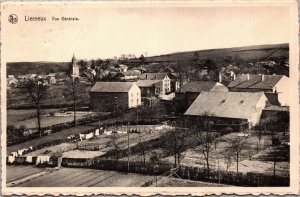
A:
61 158 289 187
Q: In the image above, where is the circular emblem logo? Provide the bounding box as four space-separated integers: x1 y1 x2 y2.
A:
8 14 18 24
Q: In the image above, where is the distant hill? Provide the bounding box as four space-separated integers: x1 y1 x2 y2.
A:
7 43 288 76
7 62 70 75
145 43 289 63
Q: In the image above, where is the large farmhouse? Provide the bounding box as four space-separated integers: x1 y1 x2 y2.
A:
227 74 289 106
184 91 268 127
175 81 229 113
89 82 141 112
137 73 171 97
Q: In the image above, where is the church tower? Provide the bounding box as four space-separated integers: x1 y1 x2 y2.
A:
71 54 80 79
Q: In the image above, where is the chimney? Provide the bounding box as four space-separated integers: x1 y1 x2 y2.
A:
247 74 250 81
261 74 265 82
219 72 222 83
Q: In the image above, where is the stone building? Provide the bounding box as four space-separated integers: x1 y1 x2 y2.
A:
89 82 141 112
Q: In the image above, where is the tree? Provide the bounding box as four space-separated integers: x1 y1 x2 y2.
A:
226 137 248 173
260 145 289 176
25 79 48 137
63 80 87 127
107 133 121 161
192 115 215 177
197 128 214 177
162 119 189 167
138 135 147 166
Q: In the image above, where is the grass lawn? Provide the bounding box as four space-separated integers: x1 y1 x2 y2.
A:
7 125 96 154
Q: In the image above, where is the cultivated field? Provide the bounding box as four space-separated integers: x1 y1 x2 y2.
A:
7 166 226 187
10 167 154 187
6 165 50 183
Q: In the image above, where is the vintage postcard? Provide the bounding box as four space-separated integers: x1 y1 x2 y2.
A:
1 0 299 196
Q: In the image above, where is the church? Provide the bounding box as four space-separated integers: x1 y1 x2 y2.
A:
70 54 80 79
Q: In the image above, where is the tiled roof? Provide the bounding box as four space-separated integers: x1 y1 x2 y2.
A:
90 82 134 93
140 73 168 80
179 81 220 93
227 74 285 90
185 91 266 120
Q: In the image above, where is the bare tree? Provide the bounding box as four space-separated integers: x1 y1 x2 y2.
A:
107 133 121 161
197 129 215 177
138 135 147 166
226 137 248 173
25 79 48 137
224 150 233 171
162 119 189 167
193 116 215 177
63 79 87 127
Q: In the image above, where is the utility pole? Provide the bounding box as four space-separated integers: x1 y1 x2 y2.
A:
127 121 130 172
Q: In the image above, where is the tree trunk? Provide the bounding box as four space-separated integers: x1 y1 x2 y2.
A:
174 154 177 167
36 103 42 137
236 154 239 173
74 98 77 127
206 157 210 178
273 161 276 177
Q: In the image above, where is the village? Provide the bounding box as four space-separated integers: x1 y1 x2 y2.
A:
6 47 290 187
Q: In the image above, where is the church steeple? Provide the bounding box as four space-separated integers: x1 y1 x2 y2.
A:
70 54 79 79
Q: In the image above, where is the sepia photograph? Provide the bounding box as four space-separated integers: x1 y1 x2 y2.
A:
1 1 299 195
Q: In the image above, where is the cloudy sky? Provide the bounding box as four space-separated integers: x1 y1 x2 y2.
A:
2 2 292 62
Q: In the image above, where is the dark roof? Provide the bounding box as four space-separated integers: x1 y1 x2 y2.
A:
136 80 161 87
90 82 134 93
178 81 220 93
185 92 266 120
140 73 168 80
228 74 285 90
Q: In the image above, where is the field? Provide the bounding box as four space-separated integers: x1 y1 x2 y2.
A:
14 115 87 129
7 109 58 125
7 125 95 154
7 166 226 187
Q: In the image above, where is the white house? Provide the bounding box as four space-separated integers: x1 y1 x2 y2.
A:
138 73 171 96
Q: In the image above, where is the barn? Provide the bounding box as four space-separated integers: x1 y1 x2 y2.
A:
184 91 268 129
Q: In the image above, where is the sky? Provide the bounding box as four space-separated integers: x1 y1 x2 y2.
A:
2 2 291 62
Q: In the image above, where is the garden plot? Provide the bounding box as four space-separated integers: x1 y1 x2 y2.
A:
160 132 289 177
25 143 77 156
62 150 106 158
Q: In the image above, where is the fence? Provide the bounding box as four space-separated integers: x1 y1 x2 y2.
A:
61 158 289 187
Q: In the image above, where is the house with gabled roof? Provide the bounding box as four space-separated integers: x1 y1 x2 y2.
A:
228 74 289 106
89 82 141 112
175 81 229 113
137 73 171 97
184 91 268 127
